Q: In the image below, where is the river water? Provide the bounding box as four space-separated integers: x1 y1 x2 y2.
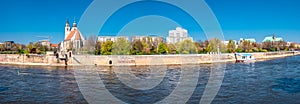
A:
0 55 300 104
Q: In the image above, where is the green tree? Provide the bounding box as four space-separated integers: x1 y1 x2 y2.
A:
177 39 196 54
101 41 113 55
206 43 212 53
226 39 236 53
158 42 168 54
112 38 130 55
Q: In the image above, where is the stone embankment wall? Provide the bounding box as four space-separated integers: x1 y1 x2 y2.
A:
74 54 235 66
0 51 298 66
75 51 298 66
0 54 68 65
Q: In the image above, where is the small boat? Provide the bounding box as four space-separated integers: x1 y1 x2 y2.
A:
235 53 256 63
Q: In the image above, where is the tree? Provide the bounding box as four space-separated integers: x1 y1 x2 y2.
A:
277 41 287 51
112 38 130 55
101 41 113 55
177 39 196 54
0 44 4 51
95 41 102 55
83 35 97 54
289 42 297 51
141 41 150 54
158 42 168 54
194 42 204 54
241 40 253 52
167 44 177 54
206 38 224 53
226 39 236 53
131 40 143 55
262 42 272 51
206 43 212 53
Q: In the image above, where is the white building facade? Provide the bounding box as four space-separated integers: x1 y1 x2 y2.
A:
97 36 129 43
166 27 193 44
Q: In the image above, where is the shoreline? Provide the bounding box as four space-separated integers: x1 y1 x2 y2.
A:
0 52 299 67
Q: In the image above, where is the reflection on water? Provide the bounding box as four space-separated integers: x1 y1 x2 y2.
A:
0 65 87 104
0 55 300 103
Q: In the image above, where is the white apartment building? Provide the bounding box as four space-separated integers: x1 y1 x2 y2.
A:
131 36 163 43
166 27 193 44
97 36 129 42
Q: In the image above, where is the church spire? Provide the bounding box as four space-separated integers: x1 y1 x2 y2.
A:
73 17 77 27
66 17 70 27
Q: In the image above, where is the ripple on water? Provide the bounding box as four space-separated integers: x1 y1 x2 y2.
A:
272 78 300 93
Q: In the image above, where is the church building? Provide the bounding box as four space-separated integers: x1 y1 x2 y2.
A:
59 19 85 53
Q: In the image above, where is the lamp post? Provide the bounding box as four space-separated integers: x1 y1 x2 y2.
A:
217 44 220 54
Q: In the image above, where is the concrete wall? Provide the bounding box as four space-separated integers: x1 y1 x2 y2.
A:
0 51 298 66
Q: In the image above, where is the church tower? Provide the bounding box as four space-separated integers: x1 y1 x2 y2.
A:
71 18 77 31
65 19 71 39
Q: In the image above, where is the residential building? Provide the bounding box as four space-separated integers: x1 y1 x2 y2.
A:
131 36 163 43
37 40 50 49
50 44 58 51
4 41 14 50
97 36 129 42
166 27 193 44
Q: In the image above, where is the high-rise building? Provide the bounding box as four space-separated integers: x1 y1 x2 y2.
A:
166 27 193 44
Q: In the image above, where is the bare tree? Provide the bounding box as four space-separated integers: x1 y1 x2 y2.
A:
84 35 97 54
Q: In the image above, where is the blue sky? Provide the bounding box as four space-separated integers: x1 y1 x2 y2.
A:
0 0 299 44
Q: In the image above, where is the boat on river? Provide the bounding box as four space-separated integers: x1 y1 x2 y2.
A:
235 53 256 63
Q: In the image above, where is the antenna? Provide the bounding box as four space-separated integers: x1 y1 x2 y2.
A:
36 36 52 41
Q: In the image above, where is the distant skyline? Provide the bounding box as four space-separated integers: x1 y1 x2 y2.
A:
0 0 299 44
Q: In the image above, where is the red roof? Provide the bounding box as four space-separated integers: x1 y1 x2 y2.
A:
51 44 58 47
65 30 76 41
65 29 82 41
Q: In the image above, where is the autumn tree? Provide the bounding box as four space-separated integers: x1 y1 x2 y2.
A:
226 39 236 53
95 41 102 55
241 40 253 52
206 38 224 53
131 40 143 55
167 44 177 54
0 44 5 51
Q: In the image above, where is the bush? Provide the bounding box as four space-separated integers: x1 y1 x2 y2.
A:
259 48 268 52
235 48 243 53
252 48 259 52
